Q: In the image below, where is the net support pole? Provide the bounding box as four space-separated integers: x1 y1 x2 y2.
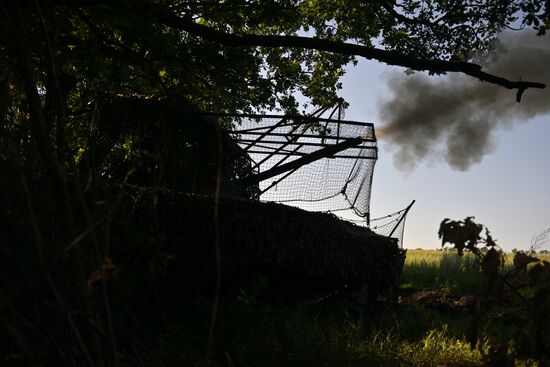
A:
243 136 364 185
388 199 416 240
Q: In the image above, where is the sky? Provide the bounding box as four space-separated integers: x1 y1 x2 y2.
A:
336 34 550 251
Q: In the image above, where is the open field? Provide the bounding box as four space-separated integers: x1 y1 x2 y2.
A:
405 248 550 267
403 249 550 293
402 249 483 293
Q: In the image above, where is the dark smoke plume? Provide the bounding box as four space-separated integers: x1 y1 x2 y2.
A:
379 32 550 171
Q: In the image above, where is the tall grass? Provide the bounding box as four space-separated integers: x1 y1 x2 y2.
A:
358 326 484 367
402 249 550 294
212 299 485 367
402 249 482 293
439 251 480 272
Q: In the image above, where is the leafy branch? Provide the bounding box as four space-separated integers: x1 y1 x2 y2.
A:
127 0 546 102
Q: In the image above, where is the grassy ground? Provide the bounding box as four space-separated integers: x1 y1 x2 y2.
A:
133 249 549 366
150 292 485 366
211 298 484 367
212 249 548 367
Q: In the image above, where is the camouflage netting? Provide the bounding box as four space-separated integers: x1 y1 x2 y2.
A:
368 206 412 248
74 101 404 299
214 114 378 223
112 189 406 300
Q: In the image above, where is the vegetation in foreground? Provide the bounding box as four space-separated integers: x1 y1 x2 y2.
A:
117 246 547 366
189 294 487 367
206 248 549 367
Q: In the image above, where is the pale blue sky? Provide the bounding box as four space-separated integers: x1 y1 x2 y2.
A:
338 60 550 251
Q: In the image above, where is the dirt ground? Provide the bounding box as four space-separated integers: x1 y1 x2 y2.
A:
399 288 477 314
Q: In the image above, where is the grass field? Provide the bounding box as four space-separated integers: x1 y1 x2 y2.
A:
402 249 483 293
402 249 550 293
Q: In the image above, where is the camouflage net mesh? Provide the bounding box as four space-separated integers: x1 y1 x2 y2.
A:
368 206 412 248
215 114 378 222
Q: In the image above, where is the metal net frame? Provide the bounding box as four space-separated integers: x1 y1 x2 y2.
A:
206 109 378 223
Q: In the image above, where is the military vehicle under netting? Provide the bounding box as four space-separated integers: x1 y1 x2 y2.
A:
82 97 406 302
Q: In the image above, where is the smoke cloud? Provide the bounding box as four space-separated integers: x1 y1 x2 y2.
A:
378 32 550 171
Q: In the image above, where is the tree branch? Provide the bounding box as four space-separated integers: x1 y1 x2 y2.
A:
133 1 545 101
